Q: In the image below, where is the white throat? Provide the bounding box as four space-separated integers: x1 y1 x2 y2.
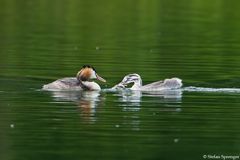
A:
131 78 142 90
81 81 101 90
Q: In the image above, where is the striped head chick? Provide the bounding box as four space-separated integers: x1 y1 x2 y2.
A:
120 73 142 90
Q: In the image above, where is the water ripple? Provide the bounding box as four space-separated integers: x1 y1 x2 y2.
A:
183 86 240 93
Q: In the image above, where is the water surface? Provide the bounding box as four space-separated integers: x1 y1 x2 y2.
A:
0 0 240 160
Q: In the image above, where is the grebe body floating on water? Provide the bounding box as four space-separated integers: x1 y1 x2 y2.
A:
112 73 182 91
42 65 106 91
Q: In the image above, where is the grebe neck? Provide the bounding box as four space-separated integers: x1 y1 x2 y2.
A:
78 80 101 91
131 78 142 90
78 80 91 90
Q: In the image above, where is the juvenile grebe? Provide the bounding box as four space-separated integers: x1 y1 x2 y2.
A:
42 65 106 91
112 73 182 91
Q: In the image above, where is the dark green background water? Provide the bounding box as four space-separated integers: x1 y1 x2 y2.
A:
0 0 240 160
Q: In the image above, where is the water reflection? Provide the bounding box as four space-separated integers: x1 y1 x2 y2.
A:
50 91 102 123
47 88 182 123
112 89 182 113
114 89 182 131
113 89 182 104
115 90 142 107
143 89 182 100
50 88 182 107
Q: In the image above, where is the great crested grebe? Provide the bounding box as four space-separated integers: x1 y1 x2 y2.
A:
112 73 182 91
42 65 106 91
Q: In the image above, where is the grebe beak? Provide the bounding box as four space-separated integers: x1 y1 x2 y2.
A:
96 74 106 82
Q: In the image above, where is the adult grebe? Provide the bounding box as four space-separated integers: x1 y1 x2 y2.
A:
42 65 106 91
112 73 182 91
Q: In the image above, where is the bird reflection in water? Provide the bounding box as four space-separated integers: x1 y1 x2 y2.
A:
111 89 183 131
50 90 103 123
112 88 182 107
47 88 183 125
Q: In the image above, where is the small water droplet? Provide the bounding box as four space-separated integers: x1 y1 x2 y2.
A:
96 46 100 50
115 124 120 128
10 124 14 128
176 108 182 112
174 138 179 143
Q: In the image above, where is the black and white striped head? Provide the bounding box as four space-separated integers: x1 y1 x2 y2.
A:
121 73 142 86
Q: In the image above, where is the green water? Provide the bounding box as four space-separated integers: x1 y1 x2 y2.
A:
1 0 240 160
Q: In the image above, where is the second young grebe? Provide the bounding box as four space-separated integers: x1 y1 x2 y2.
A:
112 73 182 91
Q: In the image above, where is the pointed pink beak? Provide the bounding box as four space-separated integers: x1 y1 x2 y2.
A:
96 74 106 82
